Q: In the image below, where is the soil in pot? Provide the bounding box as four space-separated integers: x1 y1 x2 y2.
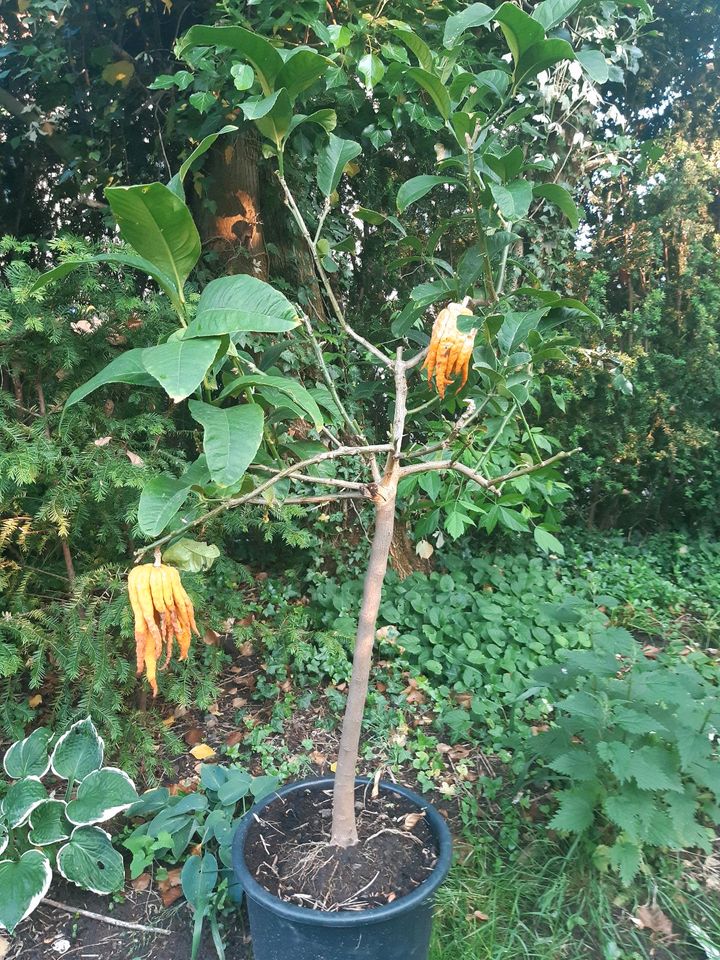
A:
244 781 439 912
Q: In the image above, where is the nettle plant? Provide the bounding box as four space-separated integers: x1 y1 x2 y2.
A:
0 718 138 933
33 4 629 847
530 630 720 884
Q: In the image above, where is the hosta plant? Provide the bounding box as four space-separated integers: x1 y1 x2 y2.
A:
0 717 138 933
32 1 639 852
123 765 278 960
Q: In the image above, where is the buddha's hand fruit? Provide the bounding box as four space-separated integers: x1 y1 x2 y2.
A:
423 302 476 398
127 559 199 696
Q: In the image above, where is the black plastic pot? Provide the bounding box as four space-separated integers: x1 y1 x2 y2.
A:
232 776 452 960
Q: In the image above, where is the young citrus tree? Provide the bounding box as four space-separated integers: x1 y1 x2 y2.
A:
32 2 643 848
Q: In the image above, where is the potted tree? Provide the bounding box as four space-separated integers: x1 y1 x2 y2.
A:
32 1 640 956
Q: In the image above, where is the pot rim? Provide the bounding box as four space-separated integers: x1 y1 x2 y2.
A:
232 776 453 928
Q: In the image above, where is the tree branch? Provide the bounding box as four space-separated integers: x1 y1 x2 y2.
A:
251 463 367 492
400 459 500 496
490 448 581 485
277 173 394 369
246 493 367 506
134 443 392 559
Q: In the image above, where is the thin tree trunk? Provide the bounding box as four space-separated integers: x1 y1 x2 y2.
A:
331 467 399 847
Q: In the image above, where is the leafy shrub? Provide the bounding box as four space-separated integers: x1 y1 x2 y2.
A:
0 717 137 933
311 550 606 747
530 629 720 884
124 765 278 959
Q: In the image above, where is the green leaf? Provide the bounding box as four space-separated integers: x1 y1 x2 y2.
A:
576 48 609 84
66 768 138 826
218 375 323 430
397 175 459 213
246 88 293 145
517 39 575 85
0 822 7 857
596 741 635 783
217 770 252 805
137 457 210 538
181 852 218 909
1 777 48 828
317 135 362 197
56 826 125 895
490 179 533 220
189 91 217 114
497 309 547 354
608 835 642 886
354 206 387 225
142 337 221 403
485 145 524 182
275 49 330 98
179 25 283 96
64 348 159 412
444 3 494 47
631 746 684 792
358 53 385 88
3 728 51 779
603 788 657 840
168 125 239 199
286 109 337 138
533 183 580 228
534 526 565 556
162 539 221 573
188 401 264 487
405 68 451 120
548 749 597 780
184 275 299 338
390 24 433 70
28 799 72 846
0 850 52 933
105 183 201 292
532 0 583 30
50 718 104 784
230 63 254 90
494 2 545 65
548 786 597 833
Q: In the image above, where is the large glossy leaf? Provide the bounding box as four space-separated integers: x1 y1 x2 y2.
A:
317 134 362 198
179 25 283 95
184 275 299 339
137 456 210 538
275 49 330 98
105 183 201 292
246 89 293 146
168 125 238 199
66 768 138 826
405 67 451 120
397 175 459 213
142 337 221 402
390 24 433 70
51 718 104 783
517 39 575 84
443 3 494 47
189 401 264 487
218 375 323 430
577 48 609 83
0 851 52 933
64 348 159 413
3 728 51 779
162 538 220 573
494 2 545 64
28 799 72 846
1 778 48 828
490 179 533 220
533 183 581 228
498 309 549 354
532 0 583 30
286 109 337 139
57 826 125 895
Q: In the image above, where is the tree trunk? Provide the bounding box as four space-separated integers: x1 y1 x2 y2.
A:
389 517 431 579
196 131 267 278
331 466 399 847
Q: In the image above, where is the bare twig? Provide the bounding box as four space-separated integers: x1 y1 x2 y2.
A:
400 459 500 496
135 443 392 559
251 463 367 491
277 173 394 369
246 493 368 506
490 447 581 485
43 898 171 936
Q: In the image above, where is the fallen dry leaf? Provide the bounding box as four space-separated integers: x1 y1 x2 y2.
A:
311 750 327 766
173 704 189 719
225 731 244 748
203 628 221 647
94 436 112 447
162 716 175 728
189 743 216 760
158 867 183 907
466 910 489 922
28 694 42 708
232 697 247 708
632 904 673 937
184 728 204 746
0 936 10 959
125 449 144 467
403 811 426 831
454 692 472 709
131 873 151 892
